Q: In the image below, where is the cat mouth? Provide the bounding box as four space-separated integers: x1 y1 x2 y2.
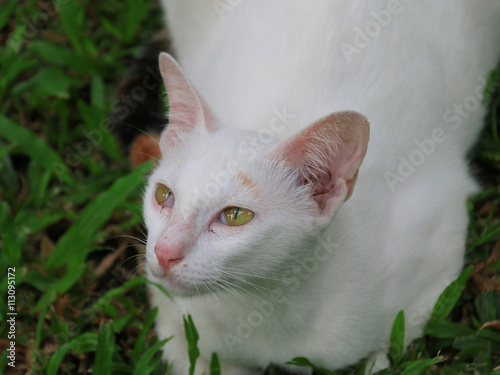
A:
149 272 199 297
146 262 222 297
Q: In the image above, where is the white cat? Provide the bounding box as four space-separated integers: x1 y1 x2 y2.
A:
143 1 500 374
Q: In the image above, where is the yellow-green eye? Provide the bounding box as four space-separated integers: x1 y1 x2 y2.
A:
155 183 174 207
223 207 254 226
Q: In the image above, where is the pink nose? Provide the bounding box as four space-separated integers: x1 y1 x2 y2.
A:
154 244 184 270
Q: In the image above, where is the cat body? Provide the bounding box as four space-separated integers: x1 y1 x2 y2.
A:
143 1 500 373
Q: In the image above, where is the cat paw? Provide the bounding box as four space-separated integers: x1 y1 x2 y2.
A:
365 349 390 375
168 356 260 375
277 363 313 375
220 363 262 375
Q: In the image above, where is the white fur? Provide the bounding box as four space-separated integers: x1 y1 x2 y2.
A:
144 1 500 374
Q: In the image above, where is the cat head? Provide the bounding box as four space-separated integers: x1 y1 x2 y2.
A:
144 53 369 297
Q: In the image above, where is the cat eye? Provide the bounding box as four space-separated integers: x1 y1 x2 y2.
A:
155 183 174 208
221 207 254 226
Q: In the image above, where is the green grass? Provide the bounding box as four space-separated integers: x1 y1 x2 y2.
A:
0 1 499 374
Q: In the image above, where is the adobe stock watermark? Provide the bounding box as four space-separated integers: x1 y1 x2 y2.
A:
341 0 403 63
384 75 494 192
7 0 71 53
213 0 243 21
187 106 296 209
223 234 339 353
5 267 17 368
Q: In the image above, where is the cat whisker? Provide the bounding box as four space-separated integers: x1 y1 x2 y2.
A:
117 244 146 254
131 150 162 163
216 273 284 313
137 227 149 241
212 278 254 309
118 121 163 145
122 252 146 261
130 265 145 278
218 269 278 295
121 253 147 269
218 269 293 310
129 245 146 253
200 281 221 301
110 234 147 245
221 267 293 292
220 268 287 283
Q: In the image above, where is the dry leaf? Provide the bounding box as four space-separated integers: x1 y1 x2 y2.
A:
489 240 500 262
41 234 55 257
54 293 69 317
93 242 127 278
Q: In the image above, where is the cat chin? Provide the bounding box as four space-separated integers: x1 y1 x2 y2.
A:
163 284 205 298
165 282 228 299
151 275 203 297
146 267 221 298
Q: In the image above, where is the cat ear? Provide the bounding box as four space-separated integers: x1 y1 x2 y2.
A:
158 53 217 149
272 111 369 218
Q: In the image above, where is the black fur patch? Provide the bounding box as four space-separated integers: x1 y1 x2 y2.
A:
111 30 172 148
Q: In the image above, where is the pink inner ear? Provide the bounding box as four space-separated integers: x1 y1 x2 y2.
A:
273 111 369 214
158 53 218 151
195 89 218 132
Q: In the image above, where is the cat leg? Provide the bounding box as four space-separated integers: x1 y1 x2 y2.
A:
167 350 261 375
159 327 260 375
219 363 263 375
278 363 313 375
365 349 390 375
151 289 261 375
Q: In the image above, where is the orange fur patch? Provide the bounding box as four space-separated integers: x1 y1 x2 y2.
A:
129 134 161 167
237 171 259 195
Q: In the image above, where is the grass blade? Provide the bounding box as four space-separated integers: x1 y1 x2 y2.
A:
47 333 98 375
0 116 75 185
55 0 85 55
133 307 159 360
29 40 95 73
91 74 105 109
389 310 405 367
0 349 8 372
34 163 152 311
45 161 151 271
77 100 123 162
184 314 200 375
94 324 115 374
400 356 443 375
285 357 339 374
285 357 315 368
425 320 476 338
34 304 49 351
428 266 474 324
0 202 21 268
210 352 221 375
132 338 171 375
85 277 170 316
